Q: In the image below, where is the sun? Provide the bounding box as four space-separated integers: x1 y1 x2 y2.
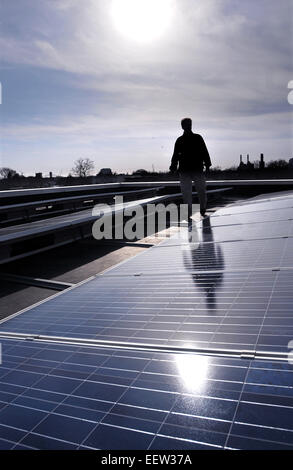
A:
110 0 174 43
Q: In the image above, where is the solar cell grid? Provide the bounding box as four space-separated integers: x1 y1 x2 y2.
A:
181 220 293 243
1 192 293 449
215 196 293 215
213 204 293 218
200 207 293 227
0 338 292 449
1 270 293 353
109 238 293 272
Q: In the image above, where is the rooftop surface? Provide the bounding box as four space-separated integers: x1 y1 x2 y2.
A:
0 190 292 449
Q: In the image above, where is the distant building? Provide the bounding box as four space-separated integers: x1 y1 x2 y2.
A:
35 172 42 178
289 158 293 169
238 154 254 171
246 154 254 170
259 153 265 170
133 169 148 176
98 168 112 176
238 155 247 170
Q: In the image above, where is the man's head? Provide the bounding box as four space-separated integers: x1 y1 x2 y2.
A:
181 117 192 132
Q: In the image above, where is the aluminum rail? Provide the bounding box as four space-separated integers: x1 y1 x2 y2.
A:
1 179 293 200
0 330 288 362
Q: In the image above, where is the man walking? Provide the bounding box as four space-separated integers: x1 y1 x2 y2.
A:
169 118 211 218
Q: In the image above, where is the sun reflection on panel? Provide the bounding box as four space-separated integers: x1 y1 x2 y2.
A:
175 352 209 392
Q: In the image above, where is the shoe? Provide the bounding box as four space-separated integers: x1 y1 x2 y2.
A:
200 209 206 217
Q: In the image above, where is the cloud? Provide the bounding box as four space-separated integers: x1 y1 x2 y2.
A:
1 0 292 173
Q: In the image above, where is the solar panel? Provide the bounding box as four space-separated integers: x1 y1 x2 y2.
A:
199 207 293 226
0 196 164 242
0 337 292 449
106 238 293 272
1 192 293 449
215 196 293 215
1 271 293 354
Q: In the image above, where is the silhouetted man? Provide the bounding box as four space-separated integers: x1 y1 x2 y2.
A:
170 118 211 218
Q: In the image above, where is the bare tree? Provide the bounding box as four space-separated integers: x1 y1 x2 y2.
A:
71 158 95 177
0 167 18 178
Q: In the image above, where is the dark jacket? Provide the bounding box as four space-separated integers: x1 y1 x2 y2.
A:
170 132 211 173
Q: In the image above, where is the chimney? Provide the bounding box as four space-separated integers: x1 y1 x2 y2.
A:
247 154 250 163
259 153 265 170
240 154 242 163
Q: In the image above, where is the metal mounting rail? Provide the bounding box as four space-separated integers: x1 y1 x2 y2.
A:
0 331 288 363
98 265 293 278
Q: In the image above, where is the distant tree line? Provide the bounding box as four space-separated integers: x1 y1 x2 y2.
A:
0 167 19 179
0 158 292 181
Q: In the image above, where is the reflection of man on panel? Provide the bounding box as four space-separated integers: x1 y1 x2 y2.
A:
183 216 224 313
169 118 212 218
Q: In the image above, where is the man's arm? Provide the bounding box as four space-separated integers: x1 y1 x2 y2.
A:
169 139 180 172
200 136 211 169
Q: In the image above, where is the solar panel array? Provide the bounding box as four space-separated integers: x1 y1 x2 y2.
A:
1 270 293 354
0 196 161 242
0 192 293 449
0 338 293 450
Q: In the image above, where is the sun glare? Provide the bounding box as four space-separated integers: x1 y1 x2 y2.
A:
175 353 209 392
110 0 174 43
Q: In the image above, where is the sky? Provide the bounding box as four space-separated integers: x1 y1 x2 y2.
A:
0 0 292 175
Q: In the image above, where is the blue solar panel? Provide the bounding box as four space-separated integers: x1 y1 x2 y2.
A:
0 337 292 449
1 270 292 353
1 193 293 449
200 206 293 226
215 195 293 216
110 238 293 272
